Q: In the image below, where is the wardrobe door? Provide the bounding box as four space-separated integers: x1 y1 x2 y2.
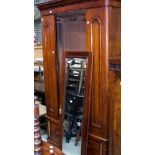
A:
42 15 61 148
86 8 108 155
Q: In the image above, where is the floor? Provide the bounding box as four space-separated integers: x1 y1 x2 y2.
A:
41 128 48 142
41 133 48 142
62 136 81 155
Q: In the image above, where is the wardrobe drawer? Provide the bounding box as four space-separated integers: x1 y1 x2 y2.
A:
87 135 108 155
47 118 61 148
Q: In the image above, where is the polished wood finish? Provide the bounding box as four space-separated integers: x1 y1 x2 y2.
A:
109 57 121 65
108 6 121 151
113 77 121 155
37 0 121 154
87 135 108 155
42 15 61 148
108 69 121 155
86 7 109 155
108 5 121 155
41 141 65 155
109 7 121 58
42 15 59 119
37 0 121 15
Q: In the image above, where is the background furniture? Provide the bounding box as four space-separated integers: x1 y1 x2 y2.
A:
34 59 45 105
34 104 42 154
36 0 121 155
34 59 44 92
34 59 47 136
35 97 47 131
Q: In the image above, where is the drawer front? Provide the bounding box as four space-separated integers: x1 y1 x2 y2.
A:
47 118 61 148
87 134 108 155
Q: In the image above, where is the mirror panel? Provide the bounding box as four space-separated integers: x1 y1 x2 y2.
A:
62 57 88 155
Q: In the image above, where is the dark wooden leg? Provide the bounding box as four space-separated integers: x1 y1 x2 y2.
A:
66 115 77 143
75 123 82 146
66 117 73 143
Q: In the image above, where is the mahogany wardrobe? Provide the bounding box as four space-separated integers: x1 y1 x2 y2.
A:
36 0 121 155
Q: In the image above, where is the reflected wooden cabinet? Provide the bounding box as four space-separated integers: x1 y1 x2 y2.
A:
36 0 121 155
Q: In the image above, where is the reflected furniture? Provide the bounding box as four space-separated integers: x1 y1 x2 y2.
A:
34 58 45 106
64 55 87 145
60 51 92 154
34 59 47 134
36 0 121 155
34 59 45 93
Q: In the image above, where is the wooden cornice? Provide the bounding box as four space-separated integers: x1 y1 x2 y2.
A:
36 0 121 11
36 0 83 10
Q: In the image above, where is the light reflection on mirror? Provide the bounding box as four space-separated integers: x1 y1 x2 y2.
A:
62 57 88 155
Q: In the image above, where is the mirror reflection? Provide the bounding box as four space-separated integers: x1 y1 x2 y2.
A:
62 57 88 155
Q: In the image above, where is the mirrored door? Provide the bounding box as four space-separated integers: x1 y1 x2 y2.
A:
60 51 92 155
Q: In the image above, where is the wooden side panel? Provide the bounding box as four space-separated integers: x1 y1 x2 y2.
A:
114 76 121 155
42 15 59 120
108 5 121 155
109 6 121 58
108 69 121 155
86 7 109 155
